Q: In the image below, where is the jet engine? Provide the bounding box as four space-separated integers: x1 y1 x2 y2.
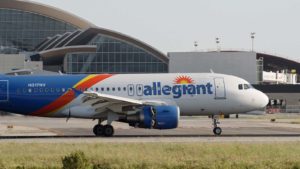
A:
119 106 180 129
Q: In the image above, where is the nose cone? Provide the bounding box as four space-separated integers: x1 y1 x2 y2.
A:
257 91 269 109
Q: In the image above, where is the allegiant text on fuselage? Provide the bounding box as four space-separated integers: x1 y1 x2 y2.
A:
143 82 214 98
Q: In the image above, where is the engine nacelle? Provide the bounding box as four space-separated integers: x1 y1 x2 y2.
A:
120 105 180 129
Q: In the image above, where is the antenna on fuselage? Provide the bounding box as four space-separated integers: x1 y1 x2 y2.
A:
210 69 215 73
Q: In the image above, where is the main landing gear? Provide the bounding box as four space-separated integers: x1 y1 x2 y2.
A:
212 115 222 136
93 119 114 137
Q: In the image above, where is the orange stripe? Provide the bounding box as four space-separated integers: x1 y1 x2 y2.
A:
31 74 113 116
75 74 112 90
31 90 75 116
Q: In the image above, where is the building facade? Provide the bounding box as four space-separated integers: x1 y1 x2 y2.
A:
0 0 168 74
38 28 169 74
0 0 92 54
169 51 259 84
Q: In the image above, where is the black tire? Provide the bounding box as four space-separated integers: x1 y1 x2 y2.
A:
93 124 104 136
103 125 114 137
213 127 222 136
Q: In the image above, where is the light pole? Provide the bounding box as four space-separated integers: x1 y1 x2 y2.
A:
215 37 220 51
251 32 255 52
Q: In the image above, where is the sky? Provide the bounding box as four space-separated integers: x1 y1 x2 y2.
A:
31 0 300 60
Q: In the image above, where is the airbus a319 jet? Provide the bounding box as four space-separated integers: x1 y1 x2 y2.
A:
0 73 268 136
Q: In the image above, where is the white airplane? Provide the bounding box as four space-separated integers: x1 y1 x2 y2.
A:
0 73 269 136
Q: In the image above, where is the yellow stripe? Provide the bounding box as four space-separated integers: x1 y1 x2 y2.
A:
73 75 96 88
45 75 97 116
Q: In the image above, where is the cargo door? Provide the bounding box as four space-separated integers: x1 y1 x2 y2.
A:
0 80 9 102
214 78 226 99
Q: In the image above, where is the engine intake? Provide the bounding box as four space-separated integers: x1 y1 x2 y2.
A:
120 105 180 129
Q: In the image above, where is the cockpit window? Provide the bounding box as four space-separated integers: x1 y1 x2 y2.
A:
244 84 251 90
238 84 243 90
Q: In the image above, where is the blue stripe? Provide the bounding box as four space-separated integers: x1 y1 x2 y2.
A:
2 75 87 115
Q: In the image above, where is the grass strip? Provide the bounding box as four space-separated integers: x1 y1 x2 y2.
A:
0 142 300 169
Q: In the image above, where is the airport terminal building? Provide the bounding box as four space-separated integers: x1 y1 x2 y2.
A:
0 0 168 74
169 51 299 85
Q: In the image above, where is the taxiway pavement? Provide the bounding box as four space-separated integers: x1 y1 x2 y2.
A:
0 114 300 142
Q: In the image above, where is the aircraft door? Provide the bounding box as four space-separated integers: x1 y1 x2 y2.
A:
0 80 9 102
214 78 226 99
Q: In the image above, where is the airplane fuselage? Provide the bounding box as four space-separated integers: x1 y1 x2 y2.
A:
0 73 268 118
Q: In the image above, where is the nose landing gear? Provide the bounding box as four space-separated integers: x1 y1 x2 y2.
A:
212 115 222 136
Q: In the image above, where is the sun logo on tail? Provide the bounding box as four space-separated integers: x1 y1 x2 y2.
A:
174 75 194 84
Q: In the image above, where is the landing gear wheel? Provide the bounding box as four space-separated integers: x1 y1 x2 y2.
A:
213 127 222 136
93 124 104 136
103 125 114 137
212 115 222 136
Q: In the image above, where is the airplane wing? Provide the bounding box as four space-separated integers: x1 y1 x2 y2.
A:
80 91 171 116
83 91 168 106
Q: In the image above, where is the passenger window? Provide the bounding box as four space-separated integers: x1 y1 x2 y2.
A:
123 87 126 91
96 88 99 92
118 87 121 91
238 84 243 90
107 87 110 91
112 87 115 91
101 88 104 91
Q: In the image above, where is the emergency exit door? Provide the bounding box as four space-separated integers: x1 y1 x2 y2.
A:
214 78 226 99
0 80 8 102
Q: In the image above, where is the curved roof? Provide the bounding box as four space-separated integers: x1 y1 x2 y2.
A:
0 1 168 64
77 27 169 63
257 53 300 73
0 0 94 29
37 27 169 64
39 45 97 65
